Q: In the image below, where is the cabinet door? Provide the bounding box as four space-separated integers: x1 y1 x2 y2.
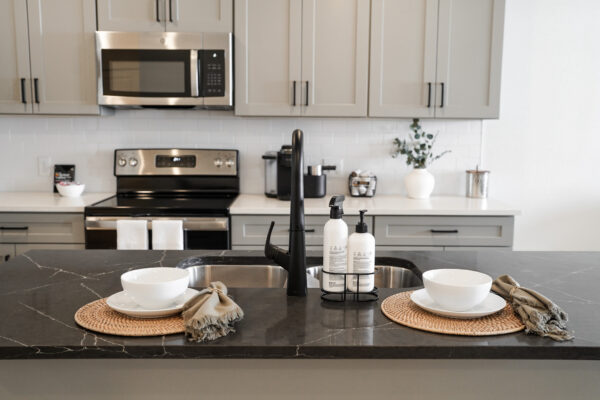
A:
97 0 166 31
167 0 232 32
369 0 438 118
0 0 32 114
301 0 369 116
0 244 15 263
435 0 505 118
27 0 99 115
234 0 302 116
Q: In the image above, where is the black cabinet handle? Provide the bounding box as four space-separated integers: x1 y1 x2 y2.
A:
168 0 173 22
427 82 432 108
0 226 29 231
20 78 26 104
292 81 296 106
288 228 315 233
156 0 160 22
430 229 458 234
4 255 9 262
33 78 39 104
440 82 445 108
305 81 309 106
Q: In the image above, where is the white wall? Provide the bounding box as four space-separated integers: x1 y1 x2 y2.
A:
0 112 480 197
484 0 600 250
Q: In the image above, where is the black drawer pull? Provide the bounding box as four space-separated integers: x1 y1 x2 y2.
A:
0 226 29 231
4 255 10 262
287 228 315 233
430 229 458 234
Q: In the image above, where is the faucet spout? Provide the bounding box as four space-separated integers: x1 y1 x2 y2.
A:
264 129 307 296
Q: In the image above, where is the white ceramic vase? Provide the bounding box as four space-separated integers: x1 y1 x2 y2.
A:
404 168 435 199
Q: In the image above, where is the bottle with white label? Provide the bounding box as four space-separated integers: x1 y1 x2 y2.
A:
347 209 375 293
322 195 348 293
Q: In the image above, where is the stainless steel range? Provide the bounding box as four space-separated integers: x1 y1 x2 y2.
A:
84 148 238 250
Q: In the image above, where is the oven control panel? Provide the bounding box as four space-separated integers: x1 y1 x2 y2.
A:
114 149 238 176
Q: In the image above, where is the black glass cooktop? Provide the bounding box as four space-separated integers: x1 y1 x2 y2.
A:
85 195 236 216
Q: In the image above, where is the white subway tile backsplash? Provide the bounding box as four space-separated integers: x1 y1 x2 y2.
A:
0 111 480 195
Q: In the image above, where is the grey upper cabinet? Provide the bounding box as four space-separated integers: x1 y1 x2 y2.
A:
0 0 31 114
235 0 370 117
168 0 232 32
369 0 505 119
97 0 165 32
300 0 370 117
235 0 302 116
98 0 233 33
28 0 98 115
435 0 505 118
369 0 438 118
0 0 98 115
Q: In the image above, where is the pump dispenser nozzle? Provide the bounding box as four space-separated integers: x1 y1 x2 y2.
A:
328 195 345 219
355 209 368 233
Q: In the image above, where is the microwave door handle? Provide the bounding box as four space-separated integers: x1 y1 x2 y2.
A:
190 50 199 98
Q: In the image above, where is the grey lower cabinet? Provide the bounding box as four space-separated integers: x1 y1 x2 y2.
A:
0 213 85 261
374 216 514 250
231 215 514 251
231 215 372 251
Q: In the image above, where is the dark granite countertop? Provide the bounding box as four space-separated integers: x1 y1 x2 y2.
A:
0 249 599 360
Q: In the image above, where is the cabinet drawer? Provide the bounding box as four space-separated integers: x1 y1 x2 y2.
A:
0 244 16 263
232 215 372 247
374 216 513 247
15 243 85 255
0 213 84 244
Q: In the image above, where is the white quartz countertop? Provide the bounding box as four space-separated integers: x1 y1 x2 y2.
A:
0 192 114 213
230 194 520 216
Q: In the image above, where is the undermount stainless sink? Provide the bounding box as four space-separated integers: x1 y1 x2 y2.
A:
186 264 422 289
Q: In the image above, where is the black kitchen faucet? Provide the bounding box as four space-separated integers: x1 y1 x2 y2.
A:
264 129 308 296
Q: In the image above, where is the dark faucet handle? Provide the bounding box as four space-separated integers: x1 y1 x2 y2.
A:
264 221 290 270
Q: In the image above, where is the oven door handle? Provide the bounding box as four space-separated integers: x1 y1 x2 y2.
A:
85 217 228 231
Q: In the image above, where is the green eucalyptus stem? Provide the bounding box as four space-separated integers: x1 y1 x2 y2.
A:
392 119 451 169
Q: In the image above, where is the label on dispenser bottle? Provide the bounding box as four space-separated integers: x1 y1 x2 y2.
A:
326 245 347 289
351 250 374 291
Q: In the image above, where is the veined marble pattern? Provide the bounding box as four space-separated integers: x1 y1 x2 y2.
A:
0 249 598 359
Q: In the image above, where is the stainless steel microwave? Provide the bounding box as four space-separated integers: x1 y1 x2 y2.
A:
96 31 232 109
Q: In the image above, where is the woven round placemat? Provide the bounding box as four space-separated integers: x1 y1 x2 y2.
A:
74 299 184 337
381 291 525 336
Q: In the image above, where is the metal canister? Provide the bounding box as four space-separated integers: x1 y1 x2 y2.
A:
466 169 490 198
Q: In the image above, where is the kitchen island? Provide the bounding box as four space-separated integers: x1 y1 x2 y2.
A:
1 250 599 399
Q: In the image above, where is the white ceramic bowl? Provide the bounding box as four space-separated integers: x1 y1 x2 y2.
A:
422 269 492 311
121 267 190 310
56 183 85 197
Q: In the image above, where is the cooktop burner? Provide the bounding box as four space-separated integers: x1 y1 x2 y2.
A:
86 195 237 217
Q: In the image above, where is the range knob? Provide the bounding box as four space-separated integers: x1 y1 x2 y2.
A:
225 159 235 168
129 158 138 167
214 158 223 168
118 158 127 167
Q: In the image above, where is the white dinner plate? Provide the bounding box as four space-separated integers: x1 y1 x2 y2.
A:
106 288 200 319
410 288 506 319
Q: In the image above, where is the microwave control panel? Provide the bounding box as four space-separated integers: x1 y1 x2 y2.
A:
199 50 225 97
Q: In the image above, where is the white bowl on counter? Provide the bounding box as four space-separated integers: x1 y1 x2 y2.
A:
121 267 190 310
56 183 85 197
422 269 492 311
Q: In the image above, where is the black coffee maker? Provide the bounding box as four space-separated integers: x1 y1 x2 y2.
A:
276 145 333 200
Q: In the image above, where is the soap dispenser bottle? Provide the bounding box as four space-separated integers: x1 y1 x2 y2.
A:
348 209 375 293
322 195 348 293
